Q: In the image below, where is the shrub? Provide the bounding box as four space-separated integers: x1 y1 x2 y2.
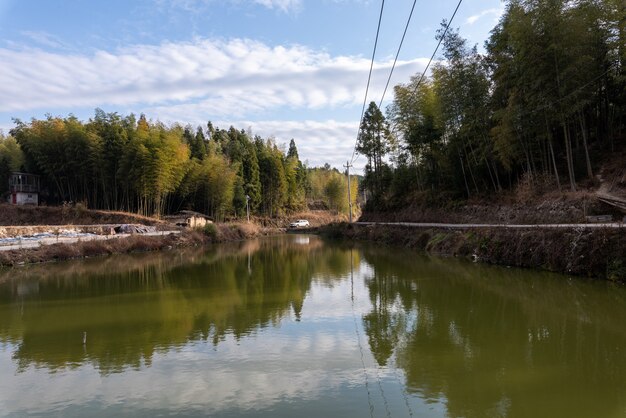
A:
203 223 218 240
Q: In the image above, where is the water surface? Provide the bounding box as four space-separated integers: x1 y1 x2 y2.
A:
0 235 625 417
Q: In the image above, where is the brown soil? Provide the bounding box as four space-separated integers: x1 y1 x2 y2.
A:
359 191 625 224
596 144 626 199
0 204 166 226
250 210 347 228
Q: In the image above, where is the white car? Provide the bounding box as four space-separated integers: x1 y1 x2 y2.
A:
289 219 310 228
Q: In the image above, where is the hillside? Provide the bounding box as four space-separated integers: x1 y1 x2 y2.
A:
360 144 626 225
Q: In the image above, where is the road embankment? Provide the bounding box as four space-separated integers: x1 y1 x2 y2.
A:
320 223 626 282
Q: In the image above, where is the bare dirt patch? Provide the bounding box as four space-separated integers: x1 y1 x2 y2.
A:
0 204 166 227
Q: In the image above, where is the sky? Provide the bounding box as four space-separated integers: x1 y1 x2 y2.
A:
0 0 504 171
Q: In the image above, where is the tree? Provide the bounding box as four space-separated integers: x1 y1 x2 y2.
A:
287 139 299 160
0 133 24 195
257 139 288 217
357 101 392 198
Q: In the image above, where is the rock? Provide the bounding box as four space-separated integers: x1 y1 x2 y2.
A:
114 224 156 234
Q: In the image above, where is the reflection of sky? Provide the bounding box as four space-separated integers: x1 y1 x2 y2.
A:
0 260 445 417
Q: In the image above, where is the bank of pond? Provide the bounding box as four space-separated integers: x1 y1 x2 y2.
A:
320 223 626 282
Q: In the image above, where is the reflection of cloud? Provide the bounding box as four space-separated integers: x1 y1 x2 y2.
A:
0 245 390 416
0 326 379 415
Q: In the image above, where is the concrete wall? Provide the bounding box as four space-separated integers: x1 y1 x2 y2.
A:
188 216 208 228
14 192 38 206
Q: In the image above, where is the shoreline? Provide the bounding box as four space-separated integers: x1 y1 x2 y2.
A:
319 223 626 282
0 205 346 268
0 223 276 268
3 218 624 283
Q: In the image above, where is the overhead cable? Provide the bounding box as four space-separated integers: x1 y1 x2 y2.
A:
410 0 463 96
350 0 386 165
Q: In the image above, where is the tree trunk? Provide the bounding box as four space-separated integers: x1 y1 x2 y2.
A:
578 111 593 180
491 159 502 191
548 134 561 192
459 151 471 197
562 120 577 192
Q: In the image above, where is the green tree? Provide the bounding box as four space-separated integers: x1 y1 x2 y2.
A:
357 102 392 198
0 133 25 195
257 139 287 217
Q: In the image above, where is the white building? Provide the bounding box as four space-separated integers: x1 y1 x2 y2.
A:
9 172 40 205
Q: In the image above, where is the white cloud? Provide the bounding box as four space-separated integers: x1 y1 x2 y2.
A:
0 37 427 169
0 123 11 136
0 38 424 115
216 119 360 169
155 0 302 13
253 0 302 12
465 7 504 25
20 31 68 49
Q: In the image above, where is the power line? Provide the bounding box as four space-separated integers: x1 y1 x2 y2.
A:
350 0 386 165
352 0 419 167
350 248 375 418
378 0 419 110
411 0 463 96
350 0 465 166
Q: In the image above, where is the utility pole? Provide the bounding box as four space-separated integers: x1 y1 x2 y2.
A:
344 161 353 223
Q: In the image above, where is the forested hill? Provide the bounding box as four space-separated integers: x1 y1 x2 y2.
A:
0 114 357 220
356 0 624 211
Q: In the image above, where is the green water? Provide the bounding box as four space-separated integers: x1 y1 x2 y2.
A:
0 235 625 417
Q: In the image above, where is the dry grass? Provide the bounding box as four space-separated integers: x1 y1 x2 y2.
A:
0 235 178 266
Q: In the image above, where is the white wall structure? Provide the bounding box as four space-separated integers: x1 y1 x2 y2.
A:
9 173 40 206
13 192 38 205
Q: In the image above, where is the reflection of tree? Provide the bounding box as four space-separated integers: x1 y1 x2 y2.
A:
0 235 352 374
362 268 405 367
359 246 626 418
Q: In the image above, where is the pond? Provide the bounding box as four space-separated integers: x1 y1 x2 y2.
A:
0 235 625 417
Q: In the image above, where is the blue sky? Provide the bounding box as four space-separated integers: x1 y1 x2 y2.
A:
0 0 504 170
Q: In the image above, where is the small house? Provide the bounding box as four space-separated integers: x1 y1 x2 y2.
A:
165 210 212 228
8 172 40 205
